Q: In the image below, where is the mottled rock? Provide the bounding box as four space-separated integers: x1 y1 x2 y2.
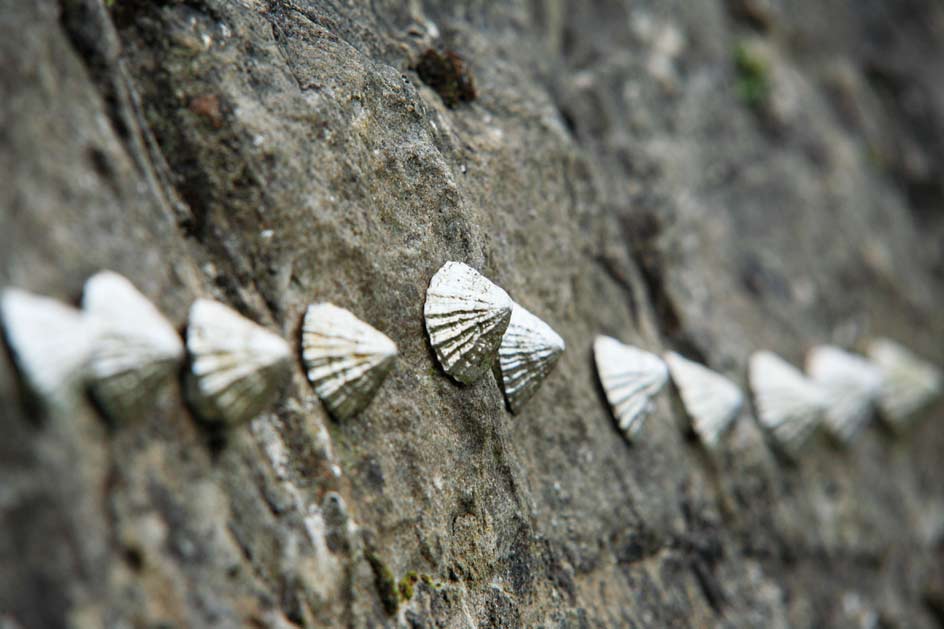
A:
2 0 943 627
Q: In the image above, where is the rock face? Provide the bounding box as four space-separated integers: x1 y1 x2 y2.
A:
2 0 944 626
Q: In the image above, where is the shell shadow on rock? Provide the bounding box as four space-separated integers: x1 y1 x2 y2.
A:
749 350 827 456
664 351 743 449
423 261 513 385
806 345 882 444
1 287 101 409
185 298 292 426
301 302 398 420
866 338 942 428
82 271 184 422
497 302 565 413
593 335 668 439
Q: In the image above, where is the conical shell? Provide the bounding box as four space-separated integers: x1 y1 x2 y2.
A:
497 302 565 413
866 338 942 426
301 303 398 420
749 351 827 454
82 271 184 421
1 288 100 403
424 261 513 384
185 299 292 426
664 351 743 448
806 345 882 443
593 335 668 438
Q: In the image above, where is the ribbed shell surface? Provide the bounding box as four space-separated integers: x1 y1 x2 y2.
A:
186 299 292 425
302 303 398 420
806 345 882 443
749 351 827 454
423 261 513 384
866 338 942 426
593 335 668 438
83 271 184 420
497 303 565 413
665 351 743 448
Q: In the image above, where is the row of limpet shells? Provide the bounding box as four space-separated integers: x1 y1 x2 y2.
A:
0 262 566 426
2 263 940 459
596 335 942 456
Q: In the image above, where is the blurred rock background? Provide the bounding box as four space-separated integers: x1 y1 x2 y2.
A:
2 0 943 626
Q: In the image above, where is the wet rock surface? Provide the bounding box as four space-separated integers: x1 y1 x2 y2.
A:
2 0 944 626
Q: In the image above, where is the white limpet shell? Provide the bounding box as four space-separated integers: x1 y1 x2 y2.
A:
82 271 184 420
749 351 827 454
424 261 513 385
497 302 565 413
664 351 743 448
593 335 668 438
866 338 942 426
1 288 101 403
805 345 883 443
185 299 292 426
301 303 398 420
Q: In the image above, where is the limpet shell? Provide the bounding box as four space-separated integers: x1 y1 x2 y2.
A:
185 299 292 425
593 335 668 438
82 271 184 421
866 338 942 427
806 345 882 443
1 288 100 404
424 261 513 384
301 302 398 420
749 350 827 455
664 351 743 448
497 302 565 413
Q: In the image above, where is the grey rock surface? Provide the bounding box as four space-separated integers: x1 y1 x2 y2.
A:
2 0 944 627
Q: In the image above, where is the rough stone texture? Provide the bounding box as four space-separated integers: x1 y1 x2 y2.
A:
2 0 944 627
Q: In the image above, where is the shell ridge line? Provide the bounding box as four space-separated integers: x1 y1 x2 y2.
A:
186 298 291 425
665 351 742 446
807 345 882 442
497 302 565 411
593 335 668 437
867 338 942 424
301 303 398 419
424 261 513 384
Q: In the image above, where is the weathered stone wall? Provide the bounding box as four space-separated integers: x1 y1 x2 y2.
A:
2 0 943 627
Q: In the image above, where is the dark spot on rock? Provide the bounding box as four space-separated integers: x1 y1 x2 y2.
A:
86 146 113 179
189 94 224 129
733 42 770 110
505 519 534 596
357 456 385 491
123 546 144 571
623 211 704 360
726 0 776 31
322 492 350 555
398 570 419 601
739 254 789 300
414 49 477 108
691 557 726 614
367 551 400 615
557 102 578 135
614 523 665 566
483 586 522 629
545 548 577 604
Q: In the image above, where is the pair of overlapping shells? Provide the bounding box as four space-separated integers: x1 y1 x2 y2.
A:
0 272 404 426
594 336 941 455
593 337 744 448
1 273 186 419
424 261 566 412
